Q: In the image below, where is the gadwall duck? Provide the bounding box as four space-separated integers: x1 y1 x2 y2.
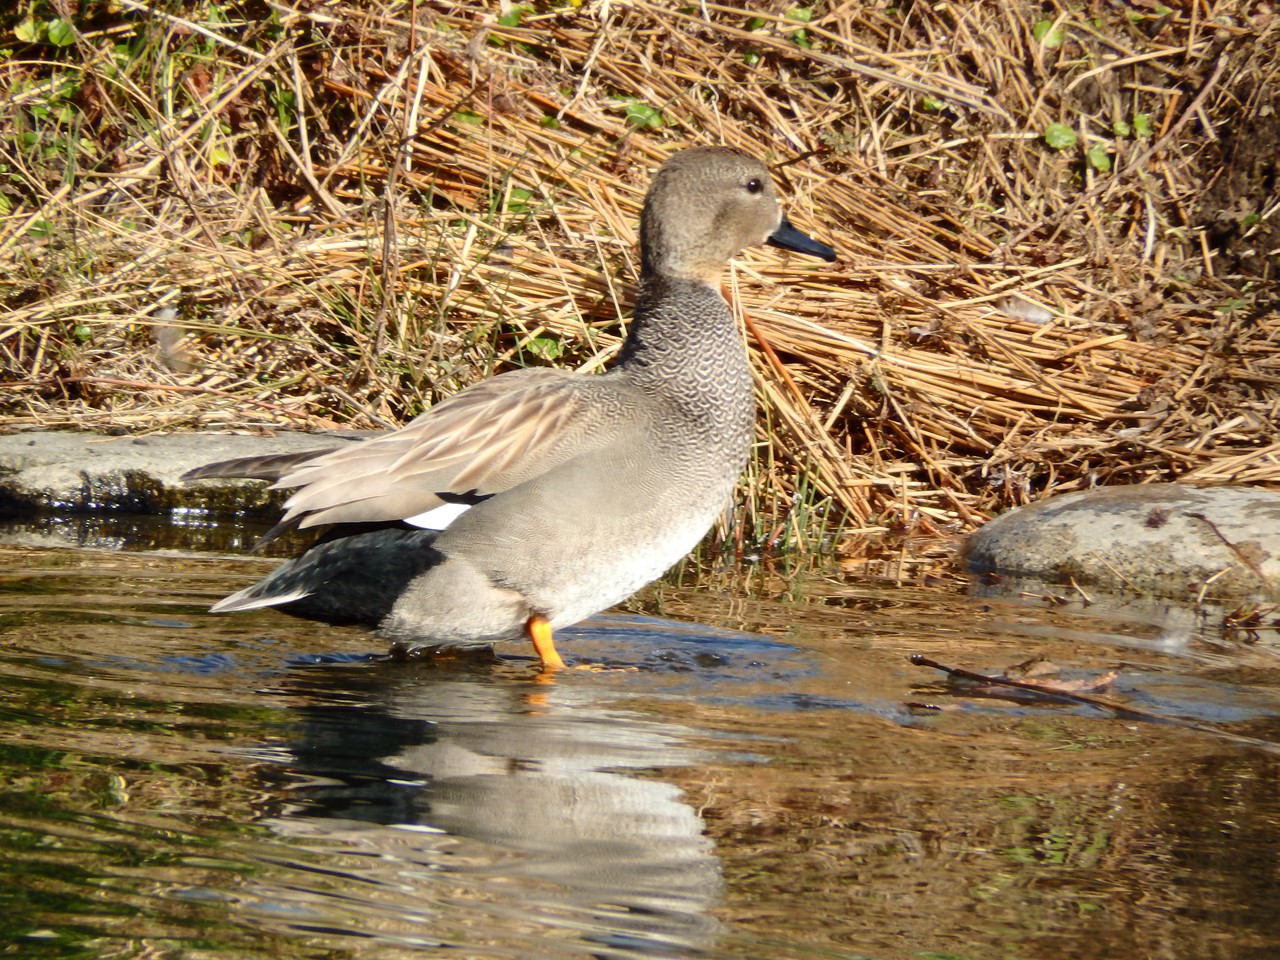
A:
184 146 836 668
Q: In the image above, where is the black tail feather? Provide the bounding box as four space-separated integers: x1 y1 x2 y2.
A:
249 526 445 627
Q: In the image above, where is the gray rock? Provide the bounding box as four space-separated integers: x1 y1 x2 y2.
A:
964 484 1280 602
0 430 366 519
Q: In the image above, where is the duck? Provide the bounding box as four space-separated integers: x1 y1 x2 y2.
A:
183 146 836 670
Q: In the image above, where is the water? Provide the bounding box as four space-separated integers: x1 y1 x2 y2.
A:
3 519 1280 959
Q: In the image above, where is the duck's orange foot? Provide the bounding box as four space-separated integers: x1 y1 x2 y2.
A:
526 617 643 675
526 615 566 670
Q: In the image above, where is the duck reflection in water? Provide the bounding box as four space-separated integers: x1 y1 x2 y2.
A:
248 655 723 958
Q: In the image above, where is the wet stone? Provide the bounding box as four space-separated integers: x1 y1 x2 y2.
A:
964 484 1280 602
0 430 369 520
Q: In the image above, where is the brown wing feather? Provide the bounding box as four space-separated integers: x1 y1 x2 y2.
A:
181 447 340 482
270 368 602 530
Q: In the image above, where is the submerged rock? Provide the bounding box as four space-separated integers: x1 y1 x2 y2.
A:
964 484 1280 602
0 430 364 519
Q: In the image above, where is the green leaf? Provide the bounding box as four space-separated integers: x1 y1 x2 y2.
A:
1086 143 1111 172
1112 119 1131 137
506 186 534 213
538 114 560 129
745 16 766 30
624 101 663 129
742 50 761 66
46 19 76 46
525 335 564 360
1032 19 1064 48
209 146 232 166
497 5 529 27
1043 123 1077 150
921 95 945 113
15 18 40 43
1133 113 1153 138
73 323 92 342
785 5 813 46
455 111 485 125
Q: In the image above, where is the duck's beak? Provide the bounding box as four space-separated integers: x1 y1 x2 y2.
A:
767 215 836 261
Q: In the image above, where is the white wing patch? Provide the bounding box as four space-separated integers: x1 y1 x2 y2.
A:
404 501 472 530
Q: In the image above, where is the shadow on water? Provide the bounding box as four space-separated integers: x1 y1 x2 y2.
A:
4 518 1280 959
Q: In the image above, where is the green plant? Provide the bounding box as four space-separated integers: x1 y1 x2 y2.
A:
14 11 77 47
1032 19 1065 48
619 99 663 129
785 6 815 48
1044 123 1077 150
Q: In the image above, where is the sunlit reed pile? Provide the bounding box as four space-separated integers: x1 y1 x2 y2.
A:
1 1 1276 559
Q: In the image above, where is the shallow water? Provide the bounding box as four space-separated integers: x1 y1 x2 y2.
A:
3 523 1280 960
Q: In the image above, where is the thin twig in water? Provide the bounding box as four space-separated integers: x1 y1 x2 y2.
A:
909 654 1280 756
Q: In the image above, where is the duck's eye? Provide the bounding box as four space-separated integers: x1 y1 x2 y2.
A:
745 178 763 194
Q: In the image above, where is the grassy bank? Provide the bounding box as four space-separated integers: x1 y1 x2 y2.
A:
1 0 1276 562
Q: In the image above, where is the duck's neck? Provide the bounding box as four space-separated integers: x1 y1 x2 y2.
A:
609 273 755 448
615 274 746 383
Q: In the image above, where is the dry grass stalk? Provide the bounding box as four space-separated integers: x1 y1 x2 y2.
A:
0 0 1276 556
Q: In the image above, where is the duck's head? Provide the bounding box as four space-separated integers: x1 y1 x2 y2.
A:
640 146 836 283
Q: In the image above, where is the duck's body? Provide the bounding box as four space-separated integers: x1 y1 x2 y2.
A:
184 147 835 667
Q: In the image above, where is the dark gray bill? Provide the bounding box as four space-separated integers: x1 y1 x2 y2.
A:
767 215 836 261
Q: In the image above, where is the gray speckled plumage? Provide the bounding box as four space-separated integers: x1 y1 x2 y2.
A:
183 146 835 664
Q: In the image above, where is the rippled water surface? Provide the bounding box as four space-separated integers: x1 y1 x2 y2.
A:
3 527 1280 960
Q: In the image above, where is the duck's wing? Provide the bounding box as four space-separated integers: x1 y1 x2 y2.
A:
268 367 601 534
